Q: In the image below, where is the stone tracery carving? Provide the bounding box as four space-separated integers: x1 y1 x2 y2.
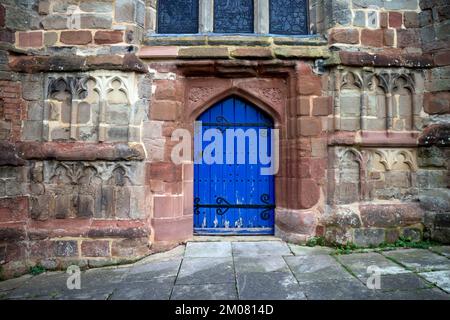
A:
253 87 283 104
368 149 417 172
47 76 88 100
335 148 368 204
188 87 216 103
336 69 417 132
44 72 139 143
332 146 418 204
31 161 141 220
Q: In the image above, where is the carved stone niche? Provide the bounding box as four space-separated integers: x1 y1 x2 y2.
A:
44 71 139 143
366 148 418 200
335 69 418 133
331 147 368 205
29 161 146 221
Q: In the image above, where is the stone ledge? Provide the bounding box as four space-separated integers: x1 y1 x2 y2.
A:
18 142 146 161
144 34 326 47
8 53 147 73
26 219 151 240
328 131 420 147
173 59 297 77
326 50 434 68
0 142 146 164
274 46 330 59
138 44 329 60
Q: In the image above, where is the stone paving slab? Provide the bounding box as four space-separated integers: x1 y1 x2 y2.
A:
419 270 450 293
375 288 450 300
285 255 353 284
185 242 232 258
110 278 175 300
237 272 306 300
171 283 238 300
136 245 185 264
288 245 334 256
374 273 432 292
5 272 71 299
232 241 292 257
192 236 281 242
234 256 290 274
52 287 114 300
0 274 32 293
430 246 450 258
382 249 450 272
176 257 235 285
301 278 378 300
81 267 129 287
1 242 449 300
337 252 409 279
125 258 182 282
6 267 128 300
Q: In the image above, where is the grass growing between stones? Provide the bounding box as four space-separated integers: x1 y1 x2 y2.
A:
29 265 46 276
377 237 441 250
306 236 327 247
304 236 443 255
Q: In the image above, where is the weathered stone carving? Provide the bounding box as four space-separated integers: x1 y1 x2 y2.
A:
188 87 216 103
30 161 145 220
335 148 367 204
43 72 140 143
251 87 283 104
47 76 89 101
368 149 417 172
366 148 418 200
336 69 417 132
331 147 418 204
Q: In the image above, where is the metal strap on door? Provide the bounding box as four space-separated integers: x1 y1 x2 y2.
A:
194 194 275 221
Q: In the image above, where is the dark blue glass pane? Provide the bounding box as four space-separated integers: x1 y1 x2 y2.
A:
270 0 308 35
158 0 199 33
214 0 254 33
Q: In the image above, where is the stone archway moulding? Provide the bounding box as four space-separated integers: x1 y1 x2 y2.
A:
184 78 287 126
148 60 326 248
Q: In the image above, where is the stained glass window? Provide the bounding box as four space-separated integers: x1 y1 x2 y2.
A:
270 0 309 35
214 0 254 33
157 0 199 34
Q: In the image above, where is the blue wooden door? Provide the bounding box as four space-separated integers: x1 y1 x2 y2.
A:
194 96 275 235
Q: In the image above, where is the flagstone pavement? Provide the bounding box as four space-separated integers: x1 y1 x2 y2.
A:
1 239 449 300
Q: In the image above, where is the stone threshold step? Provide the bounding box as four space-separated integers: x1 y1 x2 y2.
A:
191 235 282 242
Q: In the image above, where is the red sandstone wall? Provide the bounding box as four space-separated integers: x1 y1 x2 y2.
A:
0 0 448 279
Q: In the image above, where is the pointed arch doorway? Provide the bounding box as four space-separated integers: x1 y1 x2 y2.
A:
193 96 275 235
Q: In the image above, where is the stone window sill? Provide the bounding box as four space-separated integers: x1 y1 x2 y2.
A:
144 33 326 47
140 34 329 60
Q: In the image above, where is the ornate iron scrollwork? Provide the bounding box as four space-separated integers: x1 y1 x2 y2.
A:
259 194 272 220
194 194 274 221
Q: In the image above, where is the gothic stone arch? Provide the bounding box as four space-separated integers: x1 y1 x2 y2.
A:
148 60 327 247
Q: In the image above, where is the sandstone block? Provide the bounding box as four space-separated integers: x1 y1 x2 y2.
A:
81 240 111 257
312 97 332 116
60 31 92 45
361 29 384 47
298 75 322 96
94 31 123 44
299 179 320 209
389 12 403 28
17 31 43 48
329 28 359 44
54 240 78 257
298 117 322 136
